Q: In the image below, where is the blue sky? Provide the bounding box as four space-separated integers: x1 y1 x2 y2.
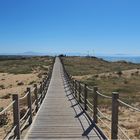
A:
0 0 140 55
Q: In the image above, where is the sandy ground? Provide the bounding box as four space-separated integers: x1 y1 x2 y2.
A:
0 73 40 108
73 74 92 80
73 69 140 80
97 68 140 79
0 73 41 139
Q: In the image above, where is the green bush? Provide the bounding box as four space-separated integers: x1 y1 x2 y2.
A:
29 81 36 85
116 70 123 77
0 112 8 127
0 94 11 99
0 85 5 89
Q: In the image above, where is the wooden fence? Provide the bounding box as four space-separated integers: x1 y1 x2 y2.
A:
0 59 55 140
60 57 140 140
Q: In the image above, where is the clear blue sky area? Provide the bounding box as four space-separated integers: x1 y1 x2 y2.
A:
0 0 140 55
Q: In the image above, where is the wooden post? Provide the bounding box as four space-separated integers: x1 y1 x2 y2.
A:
111 92 119 139
70 77 73 89
68 74 71 84
45 78 48 92
43 79 46 90
27 87 32 125
73 80 74 94
74 80 76 97
70 76 72 85
42 80 45 98
68 75 71 88
75 80 77 98
12 94 20 139
66 73 69 84
40 82 43 103
78 82 81 103
93 86 98 123
42 80 45 91
34 84 39 112
40 82 43 94
84 84 87 110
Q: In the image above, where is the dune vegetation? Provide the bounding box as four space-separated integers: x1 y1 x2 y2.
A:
63 56 140 139
0 56 53 138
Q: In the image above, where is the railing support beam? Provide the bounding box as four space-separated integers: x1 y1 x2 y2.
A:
93 86 98 123
111 92 119 139
27 87 32 125
75 80 77 98
78 82 81 103
12 94 20 139
84 84 87 110
34 84 39 113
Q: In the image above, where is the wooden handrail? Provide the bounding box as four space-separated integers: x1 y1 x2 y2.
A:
84 84 87 111
111 92 119 139
93 86 98 123
27 87 32 125
12 94 20 139
34 84 39 112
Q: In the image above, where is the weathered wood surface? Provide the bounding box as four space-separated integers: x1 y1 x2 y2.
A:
25 57 101 140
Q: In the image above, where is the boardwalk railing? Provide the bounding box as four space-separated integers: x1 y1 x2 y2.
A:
0 59 55 140
60 57 140 140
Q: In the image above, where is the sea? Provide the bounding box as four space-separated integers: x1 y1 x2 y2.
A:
97 56 140 64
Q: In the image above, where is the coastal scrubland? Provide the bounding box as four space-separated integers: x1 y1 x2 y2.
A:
63 56 140 139
0 56 52 138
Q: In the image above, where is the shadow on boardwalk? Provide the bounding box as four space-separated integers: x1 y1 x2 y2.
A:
62 73 102 140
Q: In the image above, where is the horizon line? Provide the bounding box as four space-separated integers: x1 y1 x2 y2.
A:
0 51 140 57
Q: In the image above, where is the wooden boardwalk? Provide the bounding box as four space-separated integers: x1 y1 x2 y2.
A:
25 57 101 140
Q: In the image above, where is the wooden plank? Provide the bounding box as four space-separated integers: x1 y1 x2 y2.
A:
25 57 101 140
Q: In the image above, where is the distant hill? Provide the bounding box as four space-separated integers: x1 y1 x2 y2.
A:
18 52 45 56
0 52 46 56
